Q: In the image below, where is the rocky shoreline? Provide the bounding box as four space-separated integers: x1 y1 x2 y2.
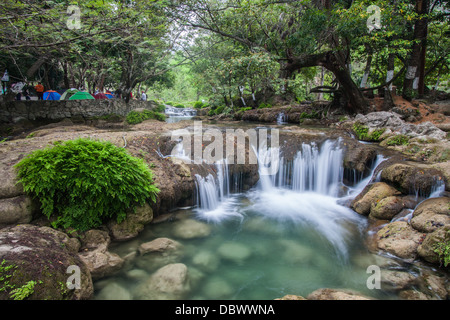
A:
0 105 449 300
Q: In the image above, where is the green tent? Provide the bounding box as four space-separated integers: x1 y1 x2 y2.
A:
60 88 79 100
69 91 95 100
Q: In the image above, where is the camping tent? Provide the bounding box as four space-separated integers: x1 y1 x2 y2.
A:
68 91 95 100
93 92 108 100
60 88 79 100
43 90 61 101
105 91 114 99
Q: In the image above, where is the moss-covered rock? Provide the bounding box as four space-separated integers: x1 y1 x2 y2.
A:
0 224 92 300
351 182 401 216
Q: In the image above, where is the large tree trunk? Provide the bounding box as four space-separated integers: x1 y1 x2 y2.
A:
286 50 367 114
402 0 428 100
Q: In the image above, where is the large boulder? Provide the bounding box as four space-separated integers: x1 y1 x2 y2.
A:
0 195 36 227
78 230 124 280
376 221 426 261
369 196 409 220
417 225 450 265
410 197 450 233
135 263 190 300
107 203 154 241
135 237 184 273
380 162 446 196
352 182 401 216
0 224 92 300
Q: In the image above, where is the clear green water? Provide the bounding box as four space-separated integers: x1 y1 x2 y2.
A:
95 191 399 300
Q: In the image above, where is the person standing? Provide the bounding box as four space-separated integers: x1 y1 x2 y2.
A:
35 82 44 100
141 91 147 101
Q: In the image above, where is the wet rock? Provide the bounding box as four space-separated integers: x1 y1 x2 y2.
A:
417 225 450 265
78 230 124 280
399 289 432 300
380 162 445 196
218 242 251 264
96 282 132 300
275 295 307 300
369 196 407 220
376 221 426 260
352 182 401 216
410 197 450 233
135 263 190 300
135 237 184 272
201 277 233 299
138 237 183 255
307 288 374 300
171 218 212 239
107 203 154 241
0 224 92 300
191 250 220 272
380 270 417 291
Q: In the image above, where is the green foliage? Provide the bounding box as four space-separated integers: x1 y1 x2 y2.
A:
258 103 272 109
0 260 41 300
300 110 320 121
385 134 410 146
352 123 386 141
433 231 450 267
352 122 369 140
174 104 185 109
9 280 41 300
215 106 225 115
194 101 205 109
15 138 159 231
126 109 166 125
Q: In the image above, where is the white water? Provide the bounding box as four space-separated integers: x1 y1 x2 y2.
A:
193 139 375 258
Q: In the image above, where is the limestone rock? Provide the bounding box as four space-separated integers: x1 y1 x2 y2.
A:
171 218 212 239
108 203 154 241
78 230 124 280
135 263 190 300
410 197 450 233
307 288 373 300
135 237 184 272
218 242 251 264
0 195 36 227
380 162 445 196
417 225 450 265
376 221 426 260
369 196 406 220
352 182 401 215
0 224 93 300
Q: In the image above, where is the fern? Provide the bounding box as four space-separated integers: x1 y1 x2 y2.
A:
15 138 159 231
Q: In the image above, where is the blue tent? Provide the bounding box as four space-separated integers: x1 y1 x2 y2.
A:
43 90 61 101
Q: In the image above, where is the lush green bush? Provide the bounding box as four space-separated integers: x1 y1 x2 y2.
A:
126 109 166 125
258 102 272 109
433 230 450 267
215 106 225 115
352 122 385 141
15 138 159 231
193 101 204 109
174 104 185 109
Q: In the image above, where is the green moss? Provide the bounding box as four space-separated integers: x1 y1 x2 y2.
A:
126 109 166 124
385 134 410 146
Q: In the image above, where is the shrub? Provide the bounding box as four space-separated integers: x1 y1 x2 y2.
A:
385 134 409 146
126 109 166 125
193 101 204 109
15 138 159 231
215 106 225 115
258 102 272 109
174 104 185 108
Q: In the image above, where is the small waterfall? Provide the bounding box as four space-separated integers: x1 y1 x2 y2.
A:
194 174 220 211
277 112 288 124
165 105 197 123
